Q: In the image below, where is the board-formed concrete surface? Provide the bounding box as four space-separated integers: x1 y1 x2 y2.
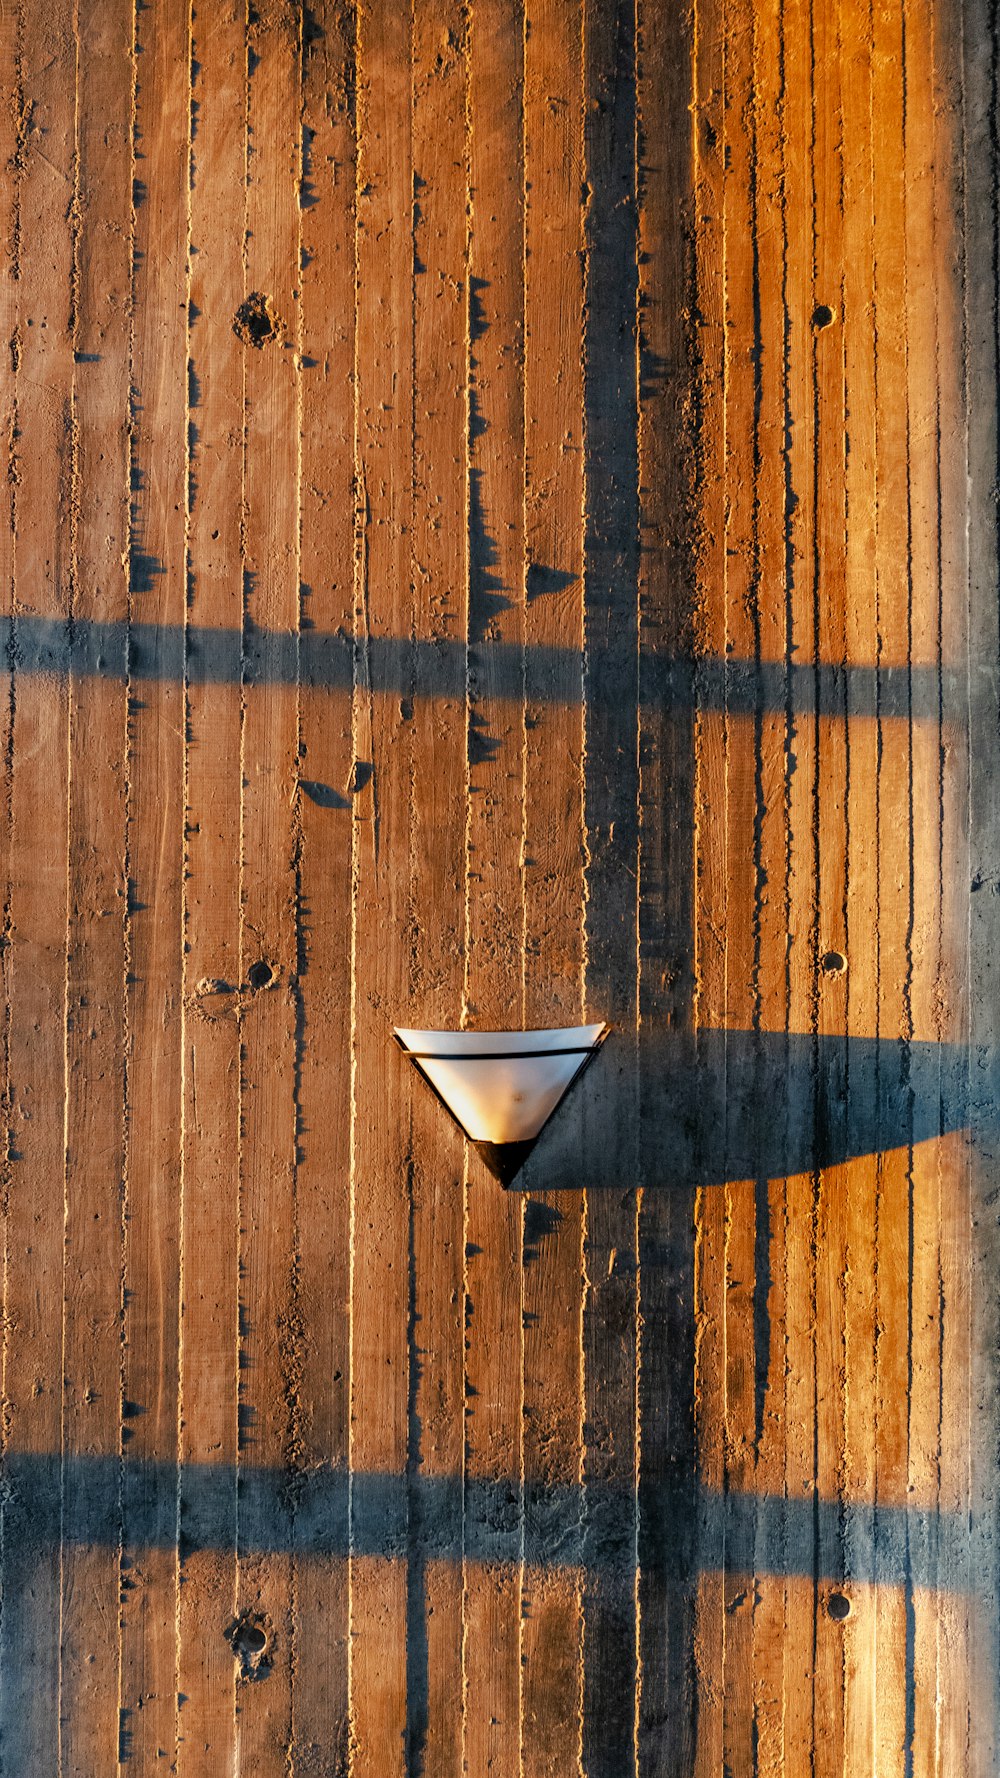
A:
0 0 997 1771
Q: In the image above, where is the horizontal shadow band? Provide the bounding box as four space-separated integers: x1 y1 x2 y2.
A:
1 616 958 720
0 1452 976 1590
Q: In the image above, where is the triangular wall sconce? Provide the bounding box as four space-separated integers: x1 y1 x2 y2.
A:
393 1022 610 1187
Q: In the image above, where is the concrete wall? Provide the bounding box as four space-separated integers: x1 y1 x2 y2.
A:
0 0 996 1771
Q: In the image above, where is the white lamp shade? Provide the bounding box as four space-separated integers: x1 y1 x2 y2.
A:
394 1023 609 1184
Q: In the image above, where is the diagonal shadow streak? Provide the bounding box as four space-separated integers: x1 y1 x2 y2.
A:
521 1028 976 1191
1 614 956 719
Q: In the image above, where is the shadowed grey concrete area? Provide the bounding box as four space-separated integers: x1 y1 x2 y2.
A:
0 613 954 719
523 1029 973 1192
0 1450 974 1587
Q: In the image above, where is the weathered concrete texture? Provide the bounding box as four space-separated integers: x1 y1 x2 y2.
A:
0 0 994 1772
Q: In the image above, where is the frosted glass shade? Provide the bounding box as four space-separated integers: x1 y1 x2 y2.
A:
394 1023 609 1185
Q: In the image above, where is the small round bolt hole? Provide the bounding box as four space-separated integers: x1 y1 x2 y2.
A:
827 1592 851 1621
821 950 847 976
248 959 273 990
812 303 835 329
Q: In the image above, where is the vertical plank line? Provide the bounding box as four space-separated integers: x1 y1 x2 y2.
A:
404 5 419 1765
296 3 357 1760
461 2 473 1043
119 0 140 1756
519 43 529 1757
580 0 641 1766
719 37 731 1744
461 0 527 1766
931 0 972 1764
235 0 250 1753
960 0 1000 1761
865 52 883 1767
348 0 364 1752
521 3 587 1765
870 19 885 1756
800 0 818 1749
289 5 305 1757
842 0 878 1761
953 1 973 1765
925 6 939 1735
518 0 528 1036
900 6 918 1769
930 0 949 1735
234 0 245 1735
177 0 194 1759
872 0 914 1758
459 19 473 1773
518 3 529 1772
806 0 822 1752
631 0 642 1760
835 0 853 1728
690 0 709 1768
58 0 82 1758
0 0 20 1748
745 0 770 1757
637 0 700 1752
577 0 590 1729
837 0 850 1734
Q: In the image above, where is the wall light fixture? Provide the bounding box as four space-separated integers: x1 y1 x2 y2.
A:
394 1022 610 1186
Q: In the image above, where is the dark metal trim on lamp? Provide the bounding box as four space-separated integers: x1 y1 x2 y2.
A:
394 1022 610 1186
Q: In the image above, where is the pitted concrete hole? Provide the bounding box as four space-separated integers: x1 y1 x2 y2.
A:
827 1591 851 1621
821 950 847 976
812 303 836 330
233 290 282 349
225 1611 273 1680
248 959 274 990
